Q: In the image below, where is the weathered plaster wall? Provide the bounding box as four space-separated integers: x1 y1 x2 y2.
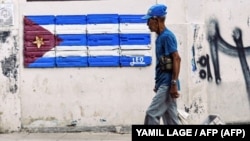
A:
0 0 20 132
0 0 249 133
18 0 158 130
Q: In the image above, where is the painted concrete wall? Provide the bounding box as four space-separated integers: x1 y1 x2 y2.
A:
0 0 249 132
0 0 21 132
19 0 158 131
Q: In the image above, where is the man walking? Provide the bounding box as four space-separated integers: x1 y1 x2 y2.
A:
142 4 181 125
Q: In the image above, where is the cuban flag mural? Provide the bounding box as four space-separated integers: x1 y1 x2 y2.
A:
23 14 152 68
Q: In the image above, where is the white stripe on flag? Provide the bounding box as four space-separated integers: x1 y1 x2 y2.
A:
55 46 87 51
39 25 55 34
119 23 150 33
88 50 120 56
56 50 88 57
120 45 151 50
88 45 119 51
87 24 119 34
43 50 56 57
56 25 87 34
120 50 151 56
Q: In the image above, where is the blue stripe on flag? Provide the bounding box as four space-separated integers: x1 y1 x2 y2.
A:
87 14 119 24
119 15 147 23
56 15 87 24
56 56 88 67
120 56 152 67
28 57 56 68
57 34 87 46
88 56 120 67
25 15 55 25
119 33 151 45
87 33 119 46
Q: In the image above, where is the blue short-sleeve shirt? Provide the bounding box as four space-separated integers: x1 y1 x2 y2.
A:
155 28 178 89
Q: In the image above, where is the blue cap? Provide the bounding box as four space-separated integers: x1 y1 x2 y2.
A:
142 4 167 19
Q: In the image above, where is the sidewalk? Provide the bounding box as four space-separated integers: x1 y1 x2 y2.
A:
0 132 131 141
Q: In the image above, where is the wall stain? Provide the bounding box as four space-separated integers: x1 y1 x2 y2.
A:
247 16 250 27
0 32 19 94
184 97 205 114
1 54 18 93
1 54 17 80
0 31 10 43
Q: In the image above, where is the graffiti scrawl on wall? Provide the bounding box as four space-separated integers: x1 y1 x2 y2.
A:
204 18 250 102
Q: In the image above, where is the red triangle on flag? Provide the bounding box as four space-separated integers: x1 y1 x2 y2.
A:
23 16 62 67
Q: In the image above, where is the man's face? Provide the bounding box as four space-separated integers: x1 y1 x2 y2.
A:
147 17 158 32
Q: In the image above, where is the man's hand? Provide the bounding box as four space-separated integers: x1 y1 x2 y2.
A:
169 84 180 98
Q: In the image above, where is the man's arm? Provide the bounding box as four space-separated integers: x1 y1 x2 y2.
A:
170 51 181 98
171 51 181 81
